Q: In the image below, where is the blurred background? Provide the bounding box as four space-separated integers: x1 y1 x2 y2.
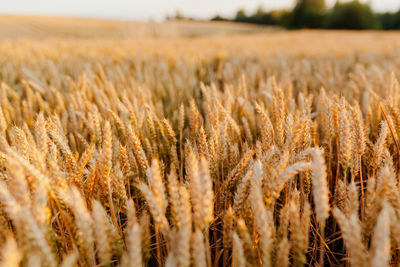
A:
0 0 400 40
1 0 400 29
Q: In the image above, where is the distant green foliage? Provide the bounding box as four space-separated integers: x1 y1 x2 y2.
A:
210 15 229 22
379 11 400 30
327 1 381 29
231 6 290 27
234 9 248 23
209 0 400 30
289 0 327 29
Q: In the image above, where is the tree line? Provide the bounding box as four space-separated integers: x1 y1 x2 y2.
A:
209 0 400 30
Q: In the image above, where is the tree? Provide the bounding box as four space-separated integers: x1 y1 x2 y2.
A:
289 0 327 28
246 6 268 25
379 10 400 30
327 1 381 30
231 5 288 26
210 15 229 22
299 0 326 13
234 9 248 23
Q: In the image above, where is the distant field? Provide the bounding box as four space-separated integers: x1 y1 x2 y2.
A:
0 15 277 39
1 15 400 267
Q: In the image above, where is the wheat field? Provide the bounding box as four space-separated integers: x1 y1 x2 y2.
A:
1 16 400 267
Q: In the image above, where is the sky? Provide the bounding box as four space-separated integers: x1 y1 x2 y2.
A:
1 0 400 21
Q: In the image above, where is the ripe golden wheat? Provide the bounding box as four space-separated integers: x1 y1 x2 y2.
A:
0 29 400 266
